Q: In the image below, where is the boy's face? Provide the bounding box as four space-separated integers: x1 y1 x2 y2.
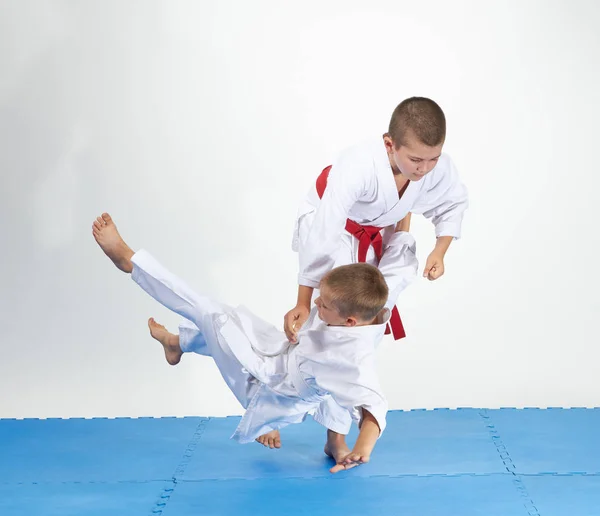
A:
314 285 358 327
384 131 443 181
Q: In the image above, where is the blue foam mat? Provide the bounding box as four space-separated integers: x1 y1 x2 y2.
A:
179 409 505 480
1 408 599 515
163 475 529 516
177 416 348 481
485 408 600 475
0 417 204 483
522 475 600 516
0 482 171 516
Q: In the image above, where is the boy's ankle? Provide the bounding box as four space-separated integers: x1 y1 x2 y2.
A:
327 430 346 444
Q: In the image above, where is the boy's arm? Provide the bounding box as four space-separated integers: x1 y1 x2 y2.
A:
283 285 314 343
330 408 380 474
423 235 453 281
312 362 386 473
413 157 468 281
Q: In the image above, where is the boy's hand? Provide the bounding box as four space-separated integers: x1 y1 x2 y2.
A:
423 251 445 281
330 450 370 474
284 305 310 343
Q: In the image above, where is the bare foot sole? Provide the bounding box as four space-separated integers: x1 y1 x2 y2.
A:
92 212 134 273
256 429 282 449
148 318 183 366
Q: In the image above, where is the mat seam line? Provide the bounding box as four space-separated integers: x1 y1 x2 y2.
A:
149 417 210 515
479 409 541 516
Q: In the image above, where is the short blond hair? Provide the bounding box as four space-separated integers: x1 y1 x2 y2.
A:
388 97 446 148
322 263 389 321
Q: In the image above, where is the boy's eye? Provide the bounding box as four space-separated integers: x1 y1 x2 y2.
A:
410 159 422 163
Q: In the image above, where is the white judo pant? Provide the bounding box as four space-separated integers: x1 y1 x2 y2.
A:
130 249 258 409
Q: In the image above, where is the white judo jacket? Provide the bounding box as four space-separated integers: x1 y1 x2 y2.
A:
293 138 468 288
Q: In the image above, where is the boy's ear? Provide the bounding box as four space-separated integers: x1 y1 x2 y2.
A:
345 316 359 327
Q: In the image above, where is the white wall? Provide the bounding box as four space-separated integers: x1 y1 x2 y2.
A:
1 0 599 418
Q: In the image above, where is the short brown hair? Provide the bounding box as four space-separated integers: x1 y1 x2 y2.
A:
322 263 389 321
388 97 446 148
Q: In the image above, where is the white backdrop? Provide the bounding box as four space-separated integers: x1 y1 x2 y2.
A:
1 0 599 418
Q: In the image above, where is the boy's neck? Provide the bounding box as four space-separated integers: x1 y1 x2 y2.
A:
337 310 383 328
394 172 409 191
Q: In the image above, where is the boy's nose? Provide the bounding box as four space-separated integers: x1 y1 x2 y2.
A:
425 161 437 173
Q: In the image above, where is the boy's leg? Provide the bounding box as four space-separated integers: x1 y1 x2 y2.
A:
92 213 134 273
324 430 353 465
147 318 183 366
93 212 224 328
94 212 258 408
177 319 210 354
147 318 210 366
314 397 355 465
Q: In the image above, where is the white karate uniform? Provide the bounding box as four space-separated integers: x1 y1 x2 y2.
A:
293 138 469 288
130 232 417 443
292 139 468 433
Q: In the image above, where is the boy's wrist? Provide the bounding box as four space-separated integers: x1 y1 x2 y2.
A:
297 285 314 310
352 445 372 458
434 235 453 256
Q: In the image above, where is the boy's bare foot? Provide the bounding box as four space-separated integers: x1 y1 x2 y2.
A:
324 430 357 470
324 442 352 462
148 318 183 366
256 429 281 449
92 212 134 273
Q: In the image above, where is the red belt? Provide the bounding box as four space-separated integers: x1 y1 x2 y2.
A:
316 165 406 340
